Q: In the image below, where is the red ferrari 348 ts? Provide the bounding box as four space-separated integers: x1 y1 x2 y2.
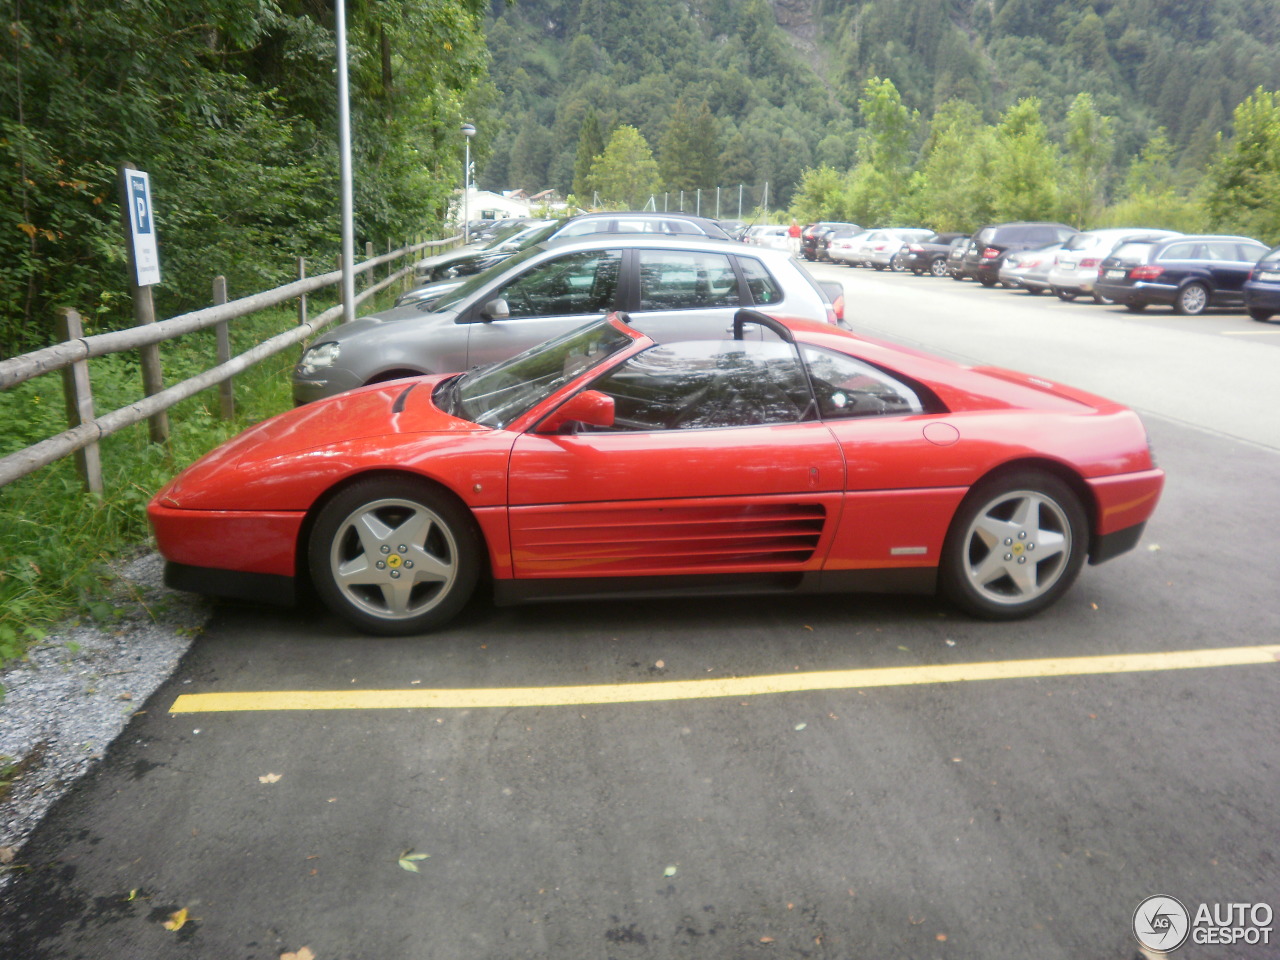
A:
148 311 1164 635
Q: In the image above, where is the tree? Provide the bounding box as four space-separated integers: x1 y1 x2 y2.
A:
1101 129 1204 232
658 100 721 193
1061 92 1115 227
842 77 919 225
789 166 848 222
572 112 606 198
590 125 661 208
1204 87 1280 244
990 97 1062 221
898 99 996 231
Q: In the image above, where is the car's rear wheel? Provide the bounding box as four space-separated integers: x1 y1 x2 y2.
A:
930 258 949 277
1025 286 1044 296
1248 307 1274 322
890 252 908 271
1055 289 1077 302
1124 302 1147 313
940 472 1088 620
309 477 481 636
979 277 997 287
1173 282 1209 316
1092 291 1114 305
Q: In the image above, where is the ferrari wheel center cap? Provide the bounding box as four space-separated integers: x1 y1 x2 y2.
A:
386 554 403 568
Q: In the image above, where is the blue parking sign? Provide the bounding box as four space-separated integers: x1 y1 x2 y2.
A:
125 169 161 286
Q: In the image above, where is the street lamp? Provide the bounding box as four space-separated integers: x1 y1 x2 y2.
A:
461 122 476 243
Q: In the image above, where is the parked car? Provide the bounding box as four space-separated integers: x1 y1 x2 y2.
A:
901 232 969 277
293 236 841 404
550 211 731 241
414 220 558 284
154 311 1165 635
718 219 749 241
802 222 858 261
742 224 792 250
827 229 877 266
998 242 1066 295
865 229 936 271
1047 229 1182 304
947 237 976 280
1094 235 1271 314
817 225 863 262
1243 245 1280 322
963 222 1078 287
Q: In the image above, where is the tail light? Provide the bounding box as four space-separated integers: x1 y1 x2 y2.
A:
1079 258 1100 268
906 244 923 253
826 293 845 326
1130 265 1164 281
982 247 1000 259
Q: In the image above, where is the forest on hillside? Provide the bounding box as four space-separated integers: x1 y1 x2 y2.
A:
480 0 1280 222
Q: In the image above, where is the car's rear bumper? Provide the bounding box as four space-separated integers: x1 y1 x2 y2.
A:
1244 283 1280 311
1093 279 1177 305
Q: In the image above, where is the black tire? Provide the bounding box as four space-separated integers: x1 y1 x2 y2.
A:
911 268 925 276
1092 291 1114 305
1124 302 1147 313
1173 282 1209 316
939 471 1088 621
930 257 949 278
308 477 482 636
1025 286 1044 296
873 264 886 271
1055 289 1077 302
890 252 908 272
1248 307 1274 322
979 277 997 288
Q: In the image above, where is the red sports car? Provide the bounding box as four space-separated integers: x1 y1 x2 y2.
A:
149 311 1164 635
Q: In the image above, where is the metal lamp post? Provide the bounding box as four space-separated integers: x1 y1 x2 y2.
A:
461 122 476 243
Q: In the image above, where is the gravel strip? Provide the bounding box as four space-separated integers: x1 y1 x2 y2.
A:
0 552 209 889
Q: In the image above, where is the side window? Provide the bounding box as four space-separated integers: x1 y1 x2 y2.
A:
1205 242 1238 261
498 250 621 319
554 220 604 238
585 341 813 431
1238 243 1269 262
1159 242 1196 261
737 257 782 305
636 250 740 310
801 346 925 420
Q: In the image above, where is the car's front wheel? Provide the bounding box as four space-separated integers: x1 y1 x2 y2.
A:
1248 307 1274 322
1124 302 1147 313
1173 282 1209 316
308 477 482 635
940 472 1088 620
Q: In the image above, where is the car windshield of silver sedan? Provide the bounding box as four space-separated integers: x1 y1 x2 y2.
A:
440 319 635 428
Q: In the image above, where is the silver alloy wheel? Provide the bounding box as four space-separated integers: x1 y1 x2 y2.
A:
1176 283 1208 315
328 496 460 622
959 488 1072 607
930 257 948 277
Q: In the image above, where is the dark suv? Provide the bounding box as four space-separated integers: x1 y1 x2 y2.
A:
801 222 858 261
963 222 1077 287
1095 235 1270 315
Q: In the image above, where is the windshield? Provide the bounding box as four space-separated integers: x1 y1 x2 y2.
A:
451 319 636 428
481 221 533 249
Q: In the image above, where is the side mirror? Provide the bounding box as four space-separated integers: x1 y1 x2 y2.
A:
480 298 510 321
537 390 615 434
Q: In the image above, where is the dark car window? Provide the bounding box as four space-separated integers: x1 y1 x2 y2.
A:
585 340 812 431
801 346 925 420
974 227 997 245
497 249 621 319
1159 242 1199 261
636 250 740 310
737 256 782 305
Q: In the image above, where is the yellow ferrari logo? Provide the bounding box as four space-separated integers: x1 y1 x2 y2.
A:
387 554 403 568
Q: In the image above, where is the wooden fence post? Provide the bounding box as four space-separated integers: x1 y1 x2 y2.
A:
55 308 103 495
297 257 308 325
212 276 234 420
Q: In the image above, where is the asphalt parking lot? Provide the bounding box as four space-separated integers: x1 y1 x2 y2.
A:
2 268 1277 960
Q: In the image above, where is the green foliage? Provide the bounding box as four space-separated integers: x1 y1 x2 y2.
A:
1 0 489 355
1061 92 1116 227
990 98 1063 222
898 100 997 232
1204 87 1280 244
590 126 661 208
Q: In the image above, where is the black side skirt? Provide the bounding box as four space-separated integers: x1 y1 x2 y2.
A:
164 562 296 607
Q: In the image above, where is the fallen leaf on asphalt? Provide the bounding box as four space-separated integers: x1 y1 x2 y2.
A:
897 645 910 652
655 660 665 668
0 846 15 864
794 723 807 731
760 936 774 943
281 948 316 960
663 865 678 877
803 625 812 631
398 850 430 873
936 934 948 942
162 907 189 931
259 773 282 784
1148 544 1161 551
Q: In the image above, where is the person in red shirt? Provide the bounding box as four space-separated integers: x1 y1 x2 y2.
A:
788 219 802 256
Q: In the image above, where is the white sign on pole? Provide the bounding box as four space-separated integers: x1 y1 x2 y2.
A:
125 169 161 286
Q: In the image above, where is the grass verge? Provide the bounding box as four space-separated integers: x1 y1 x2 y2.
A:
0 285 405 666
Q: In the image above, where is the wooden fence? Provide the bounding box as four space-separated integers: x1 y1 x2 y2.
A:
0 236 459 493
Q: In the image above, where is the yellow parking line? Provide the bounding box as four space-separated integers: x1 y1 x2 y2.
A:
169 644 1280 714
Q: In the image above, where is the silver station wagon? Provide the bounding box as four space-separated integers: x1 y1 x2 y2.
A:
293 236 842 404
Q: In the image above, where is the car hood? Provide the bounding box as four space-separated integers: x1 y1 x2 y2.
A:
153 376 485 510
320 304 458 344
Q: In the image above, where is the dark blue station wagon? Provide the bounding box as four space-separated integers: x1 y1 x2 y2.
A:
1095 235 1270 315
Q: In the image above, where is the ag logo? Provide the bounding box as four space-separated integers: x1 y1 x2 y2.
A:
1133 895 1190 952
